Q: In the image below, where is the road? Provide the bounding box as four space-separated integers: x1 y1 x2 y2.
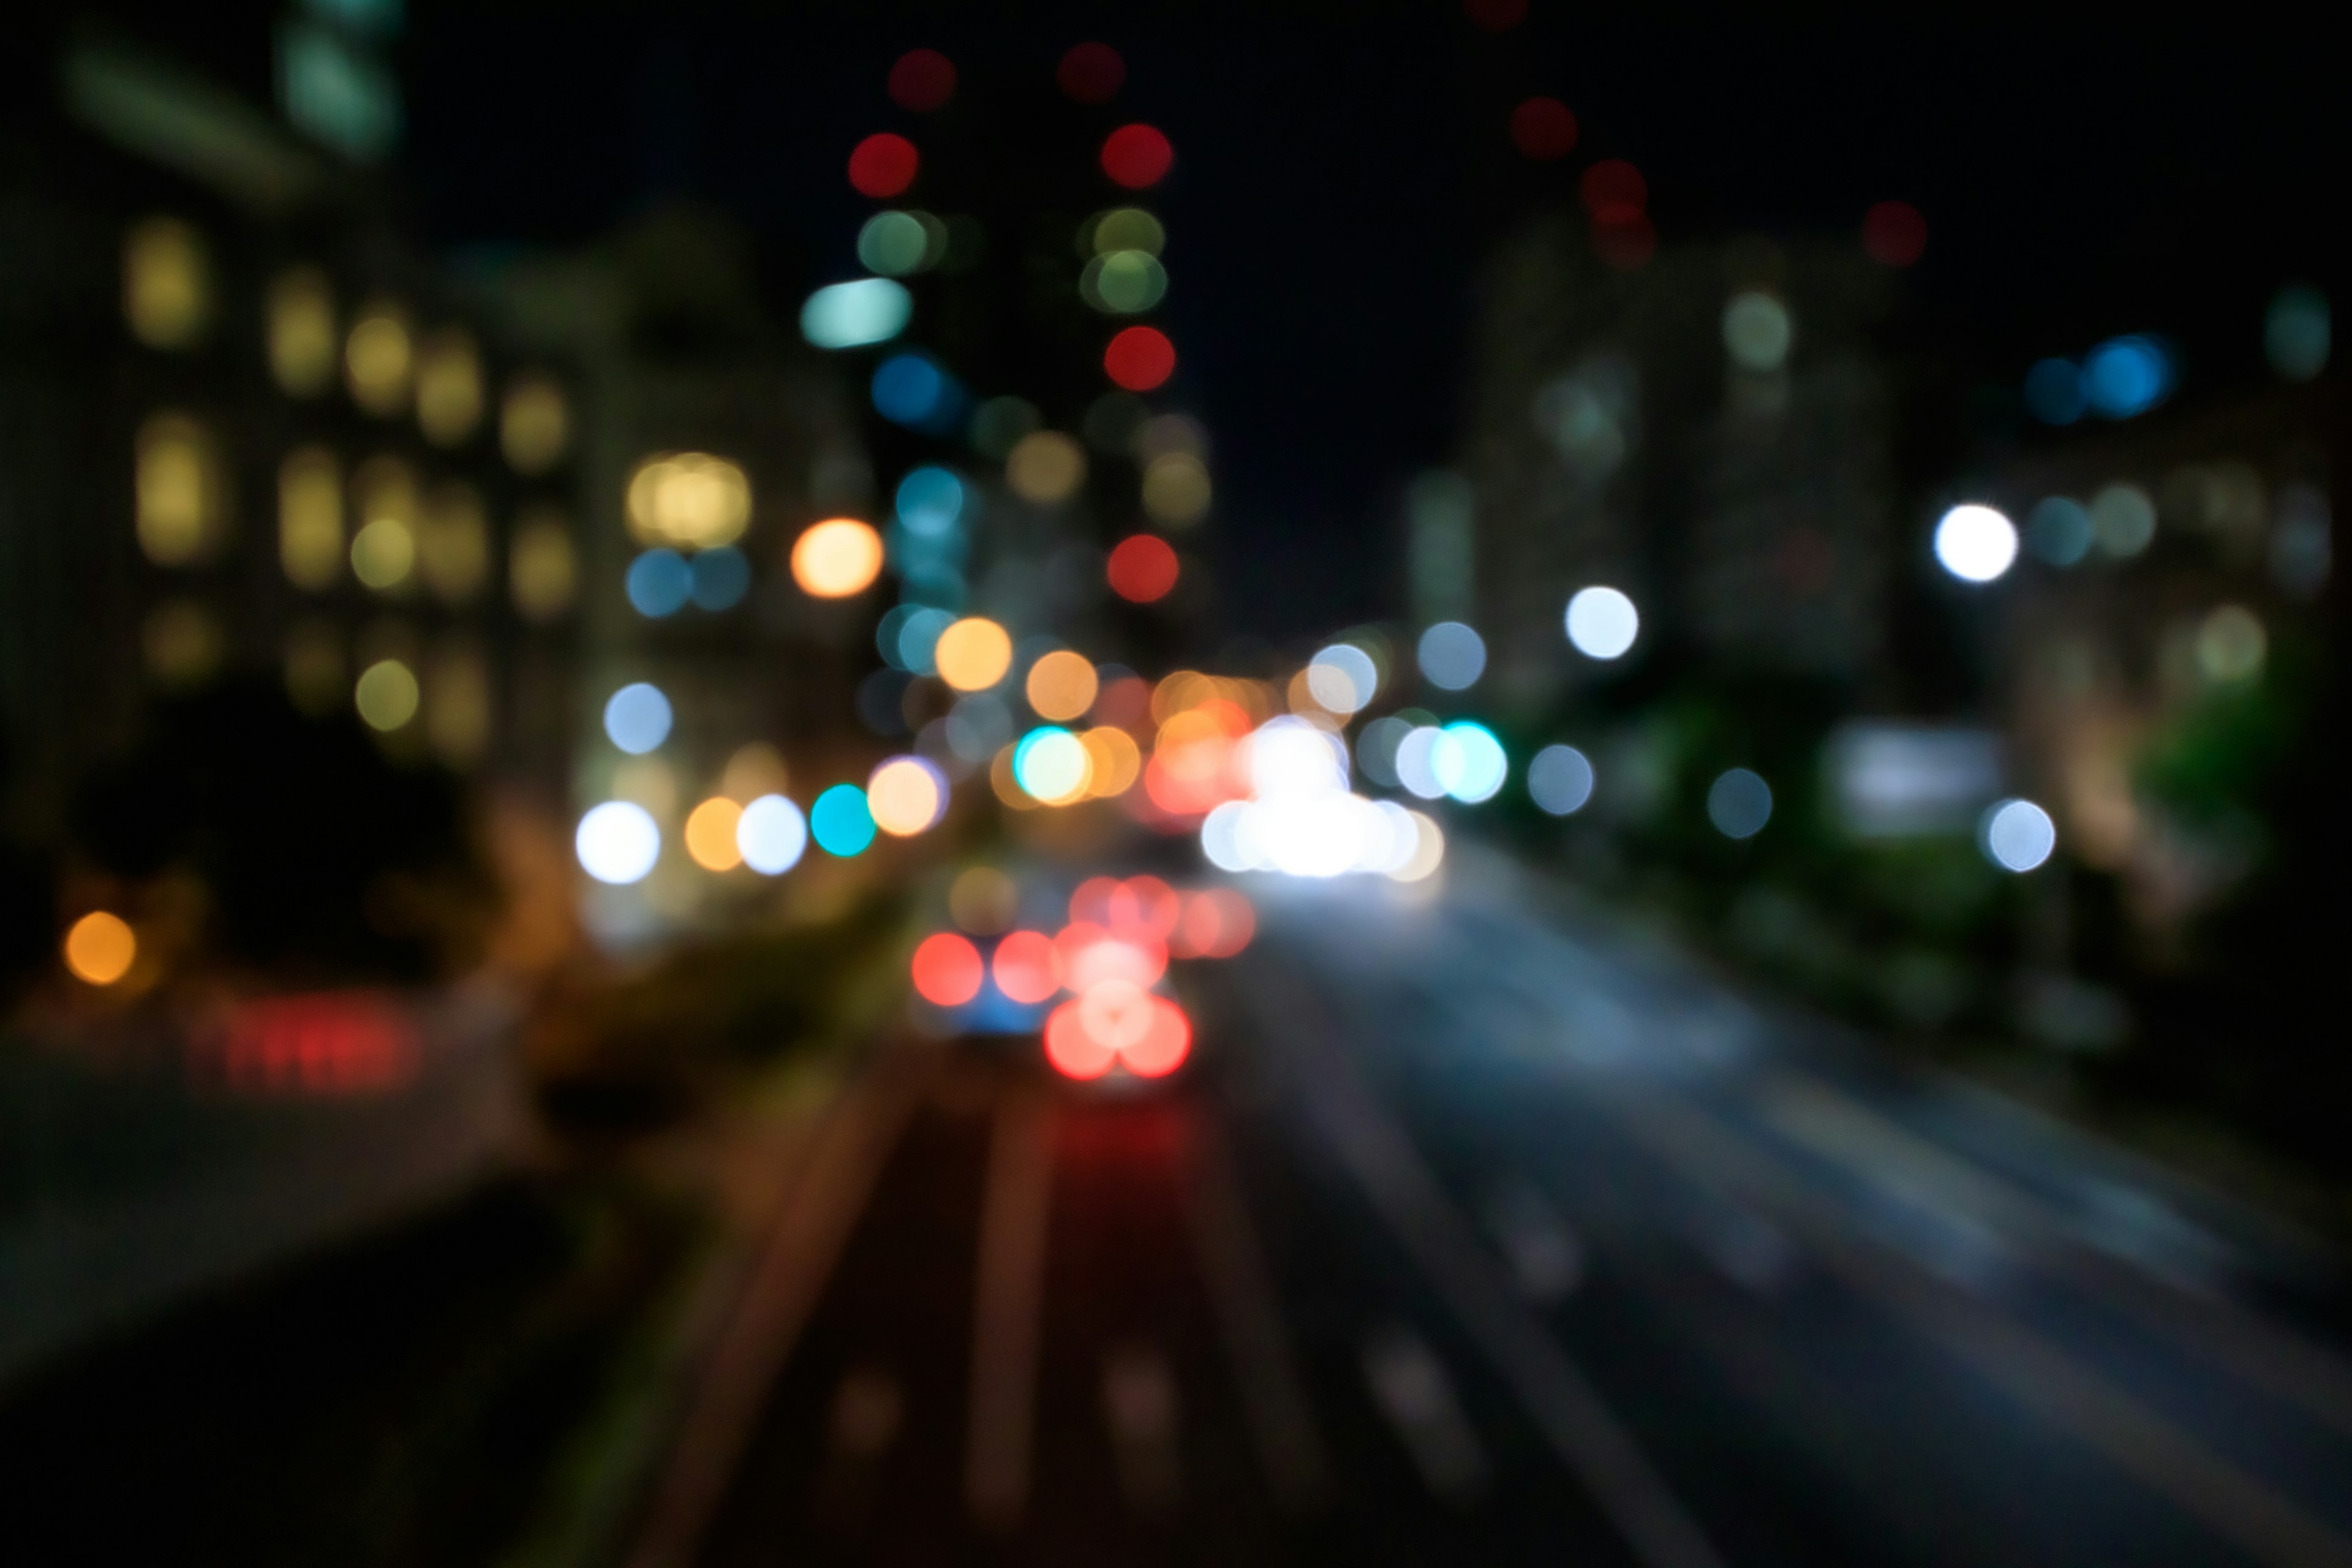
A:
638 851 2352 1568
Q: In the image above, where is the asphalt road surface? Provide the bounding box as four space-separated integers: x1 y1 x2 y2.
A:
640 853 2352 1568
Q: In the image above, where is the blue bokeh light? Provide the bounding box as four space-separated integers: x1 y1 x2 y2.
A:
2022 358 2086 425
2082 336 2171 418
810 783 876 858
872 353 968 434
895 466 967 539
800 278 911 350
626 549 692 617
688 545 750 611
603 682 673 755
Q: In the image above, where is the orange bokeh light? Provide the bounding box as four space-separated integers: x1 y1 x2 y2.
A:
992 931 1061 1005
791 518 884 597
911 932 984 1006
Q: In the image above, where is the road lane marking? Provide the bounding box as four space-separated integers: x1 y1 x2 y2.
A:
1362 1322 1490 1506
625 1041 939 1568
1620 1091 2352 1568
1101 1342 1183 1515
1180 1112 1333 1513
1481 1177 1587 1304
1241 965 1728 1568
963 1088 1057 1528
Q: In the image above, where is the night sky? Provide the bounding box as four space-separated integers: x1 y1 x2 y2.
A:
407 4 2343 637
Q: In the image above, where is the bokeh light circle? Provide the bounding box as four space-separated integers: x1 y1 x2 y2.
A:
1436 721 1507 804
1012 726 1091 803
1104 326 1175 391
1509 96 1578 159
684 796 745 871
1933 503 2018 584
1982 798 2057 872
1100 124 1174 189
627 549 692 617
736 794 808 875
887 48 956 111
354 659 420 731
1861 200 1927 266
791 518 885 598
910 932 984 1006
1057 42 1125 104
1706 769 1773 840
992 930 1061 1005
810 784 877 857
577 801 661 884
934 617 1012 692
604 682 673 754
867 755 948 836
1107 535 1179 601
847 133 919 198
1528 744 1595 816
1044 1000 1116 1078
1025 650 1099 720
1416 622 1486 690
1123 997 1192 1077
1306 644 1379 714
1565 586 1639 659
63 911 137 986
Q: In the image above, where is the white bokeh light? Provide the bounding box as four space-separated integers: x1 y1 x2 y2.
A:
576 801 661 884
736 793 808 875
1565 587 1640 660
1305 644 1379 714
1981 797 2056 872
1415 622 1487 690
1527 744 1595 816
1934 504 2019 584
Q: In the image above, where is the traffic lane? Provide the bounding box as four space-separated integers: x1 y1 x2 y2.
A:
1230 882 2352 1568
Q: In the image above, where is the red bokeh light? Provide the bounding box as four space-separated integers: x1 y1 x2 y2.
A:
1069 875 1125 927
1593 212 1656 271
991 930 1061 1005
911 931 984 1006
1100 124 1174 189
848 134 920 198
202 992 418 1097
1107 535 1179 602
1464 0 1529 30
1579 160 1646 223
1509 97 1578 160
1058 42 1126 104
1863 200 1927 266
1123 875 1182 939
1123 997 1191 1077
888 49 957 112
1104 325 1176 391
1055 921 1168 993
1045 1000 1116 1078
1171 888 1256 960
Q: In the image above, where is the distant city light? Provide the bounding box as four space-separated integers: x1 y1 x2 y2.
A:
1527 744 1595 816
868 756 948 836
684 797 744 872
1085 207 1165 257
688 546 750 611
1722 292 1793 371
1099 124 1174 189
791 518 884 597
1107 534 1179 601
1057 42 1125 104
577 801 660 885
2196 605 2266 684
1509 96 1577 160
1707 768 1773 839
500 374 569 473
62 910 137 986
1141 452 1210 525
1565 586 1640 658
736 794 808 874
886 48 957 113
627 548 692 616
1306 644 1379 714
2088 483 2156 557
810 785 876 857
1981 798 2056 872
2025 497 2094 566
911 932 984 1006
2024 358 2087 425
1081 251 1169 315
934 617 1012 692
801 277 913 349
1355 715 1411 788
2265 285 2331 381
1932 504 2018 583
1006 431 1087 503
1103 326 1175 391
872 352 965 431
858 211 943 277
2082 336 2172 418
1434 721 1507 804
1025 650 1099 721
895 466 967 536
603 682 673 755
1014 726 1091 804
353 658 419 731
992 930 1060 1004
847 132 919 198
1416 622 1486 690
1395 725 1446 799
627 452 750 550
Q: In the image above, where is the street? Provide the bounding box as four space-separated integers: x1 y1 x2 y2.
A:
638 853 2352 1568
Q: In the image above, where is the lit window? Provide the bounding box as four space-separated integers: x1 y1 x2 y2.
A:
266 267 337 395
625 452 751 549
414 327 484 447
345 300 412 416
510 508 577 623
418 482 489 603
279 446 344 589
123 217 210 349
135 413 224 565
500 374 568 473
